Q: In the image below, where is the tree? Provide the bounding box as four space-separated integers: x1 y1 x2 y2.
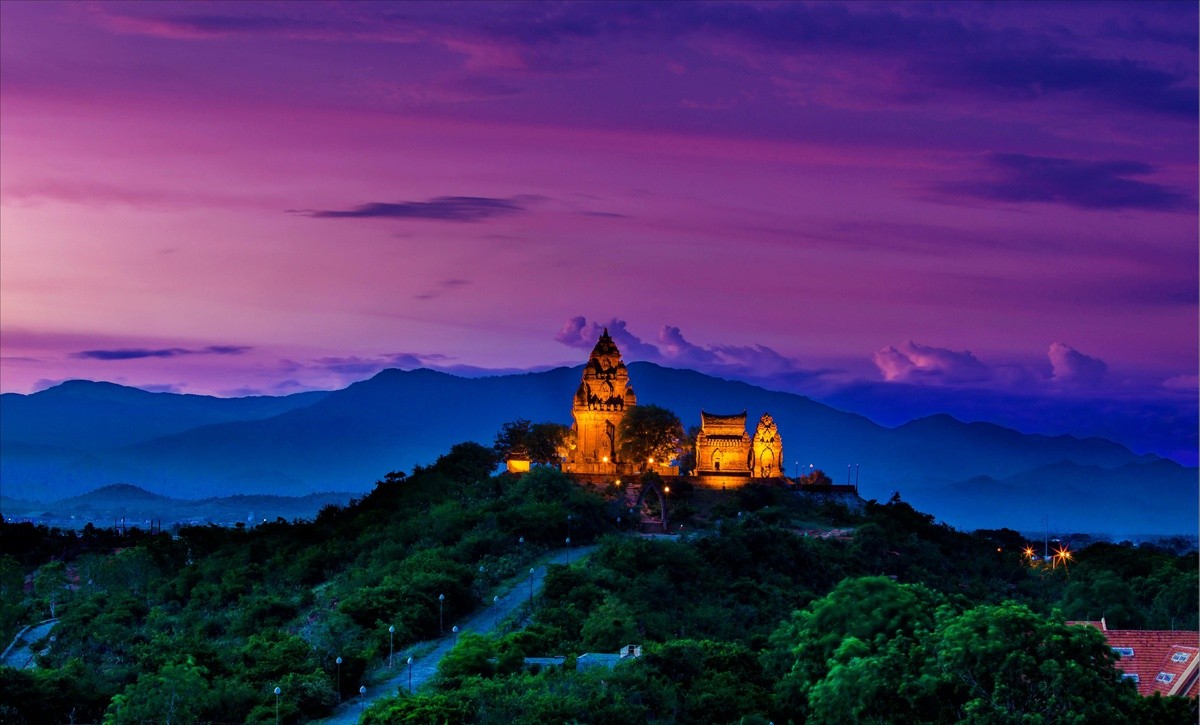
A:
676 424 702 475
931 603 1133 723
617 404 684 468
102 658 211 725
527 422 572 465
796 469 833 486
494 419 534 458
494 420 572 466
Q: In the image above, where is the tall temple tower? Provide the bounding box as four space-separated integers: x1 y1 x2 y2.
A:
564 328 637 474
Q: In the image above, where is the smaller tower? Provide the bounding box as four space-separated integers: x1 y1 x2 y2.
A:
751 413 783 478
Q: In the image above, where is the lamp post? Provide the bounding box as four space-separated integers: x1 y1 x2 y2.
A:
438 593 445 634
335 656 342 702
528 567 535 605
794 461 799 478
567 514 573 542
388 625 395 668
274 686 281 725
407 656 414 693
617 516 622 532
452 625 459 643
359 685 366 714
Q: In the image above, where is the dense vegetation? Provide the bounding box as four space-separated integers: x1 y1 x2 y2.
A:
1 441 1195 723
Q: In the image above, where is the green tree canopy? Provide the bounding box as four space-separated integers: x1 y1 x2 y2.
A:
494 420 573 465
617 404 684 468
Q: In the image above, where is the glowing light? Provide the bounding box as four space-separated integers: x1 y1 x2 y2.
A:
602 456 608 463
664 486 670 494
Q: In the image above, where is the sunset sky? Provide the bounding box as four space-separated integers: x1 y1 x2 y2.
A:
1 1 1196 463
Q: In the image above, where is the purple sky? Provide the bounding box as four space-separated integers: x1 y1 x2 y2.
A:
2 2 1196 462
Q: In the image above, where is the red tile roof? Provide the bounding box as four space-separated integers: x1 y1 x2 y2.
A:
1069 620 1199 697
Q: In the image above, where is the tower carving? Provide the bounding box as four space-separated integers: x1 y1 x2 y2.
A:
564 328 637 473
751 413 783 478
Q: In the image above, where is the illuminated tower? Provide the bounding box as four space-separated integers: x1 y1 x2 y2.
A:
565 328 637 473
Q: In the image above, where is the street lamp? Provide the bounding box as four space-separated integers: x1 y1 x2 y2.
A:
359 685 366 714
274 686 281 725
452 625 459 643
335 656 342 702
567 514 573 542
566 536 571 548
438 593 445 634
388 625 395 668
407 656 414 693
528 567 535 604
617 516 622 531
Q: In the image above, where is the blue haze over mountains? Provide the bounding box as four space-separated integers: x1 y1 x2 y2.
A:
1 363 1195 536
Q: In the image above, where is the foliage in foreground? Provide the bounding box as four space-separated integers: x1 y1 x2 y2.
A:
1 439 1196 723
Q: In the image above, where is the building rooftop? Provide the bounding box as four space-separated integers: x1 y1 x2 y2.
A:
1069 619 1199 697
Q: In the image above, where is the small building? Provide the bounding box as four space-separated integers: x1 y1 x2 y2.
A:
505 450 531 474
694 411 784 485
576 644 643 671
1071 619 1199 697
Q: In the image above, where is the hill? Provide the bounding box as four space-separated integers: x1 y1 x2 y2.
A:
1 365 1194 534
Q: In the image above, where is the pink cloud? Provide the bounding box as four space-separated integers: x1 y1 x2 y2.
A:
873 341 991 383
1048 342 1107 386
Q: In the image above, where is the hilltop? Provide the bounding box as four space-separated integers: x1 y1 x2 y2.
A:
1 364 1194 534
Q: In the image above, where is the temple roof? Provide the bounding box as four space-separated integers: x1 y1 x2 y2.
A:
701 411 747 424
590 327 621 358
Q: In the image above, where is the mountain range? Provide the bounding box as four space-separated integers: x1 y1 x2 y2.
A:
1 363 1195 535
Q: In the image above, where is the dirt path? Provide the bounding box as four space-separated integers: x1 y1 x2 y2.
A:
318 545 596 724
0 619 58 670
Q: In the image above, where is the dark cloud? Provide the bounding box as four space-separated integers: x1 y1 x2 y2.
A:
1101 14 1200 52
462 2 1197 117
930 53 1197 118
303 196 527 223
941 153 1194 211
98 3 1197 117
157 14 323 35
73 345 251 360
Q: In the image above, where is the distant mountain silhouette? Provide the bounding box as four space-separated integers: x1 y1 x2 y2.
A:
906 458 1198 536
1 365 1194 534
1 482 352 528
0 380 328 448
